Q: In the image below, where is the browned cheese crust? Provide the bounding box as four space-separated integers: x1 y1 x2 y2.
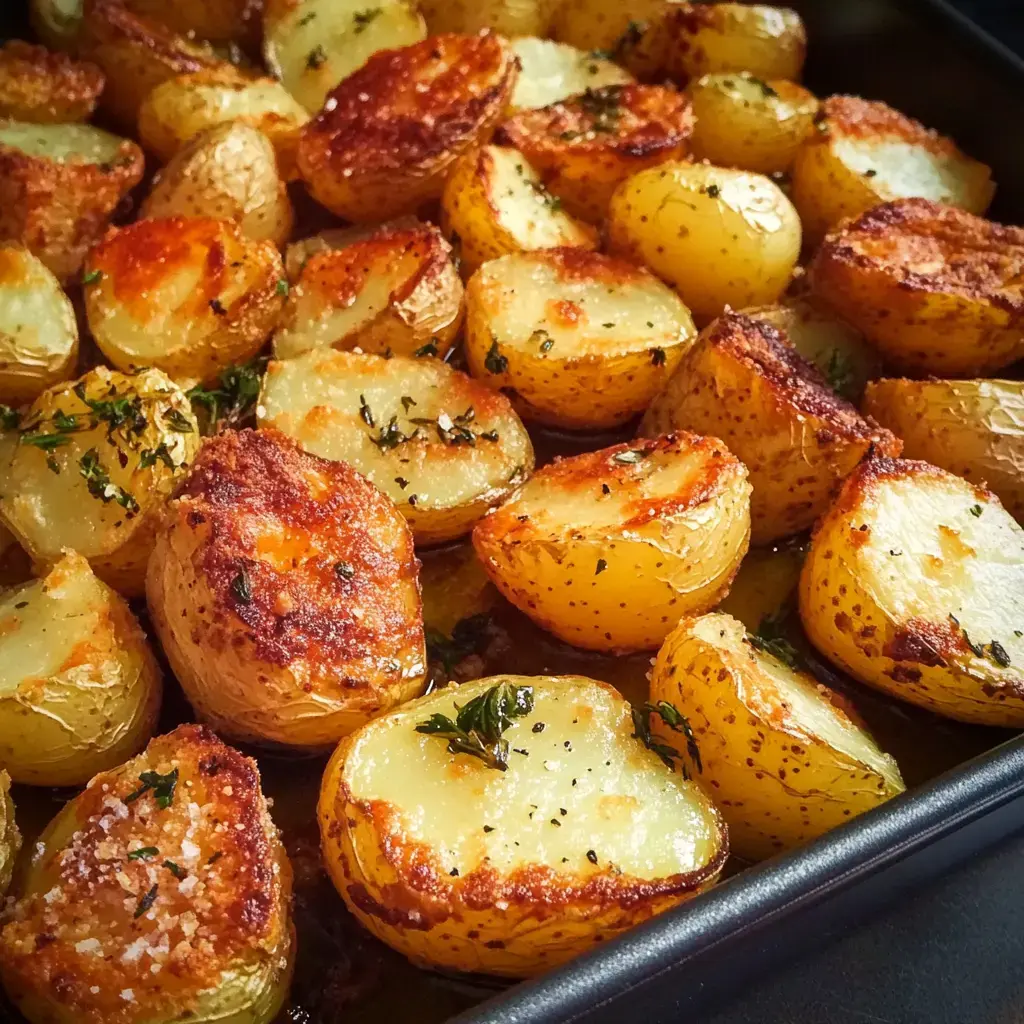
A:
0 41 105 122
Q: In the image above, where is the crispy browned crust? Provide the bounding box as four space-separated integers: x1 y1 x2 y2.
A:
0 724 289 1024
0 41 104 123
813 95 963 155
120 0 264 46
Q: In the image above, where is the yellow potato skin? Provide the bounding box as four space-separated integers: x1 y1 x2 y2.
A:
0 770 21 897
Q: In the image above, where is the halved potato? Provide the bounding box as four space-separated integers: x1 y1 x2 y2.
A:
258 350 535 544
688 71 817 173
640 312 900 544
141 123 294 247
464 248 698 429
417 0 557 36
282 216 423 279
651 612 904 861
0 121 143 284
146 428 426 750
121 0 263 47
0 366 201 596
473 433 751 651
0 551 161 787
509 37 633 111
791 95 995 240
85 216 286 384
319 673 727 977
800 456 1024 726
272 221 463 361
0 724 293 1024
494 84 694 222
0 245 78 405
263 0 426 114
607 162 801 322
297 33 518 222
440 145 598 277
0 771 18 897
864 378 1024 522
0 40 104 123
30 0 86 53
811 198 1024 376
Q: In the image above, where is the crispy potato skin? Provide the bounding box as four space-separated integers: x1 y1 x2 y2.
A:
495 84 694 222
297 33 518 222
799 457 1024 726
0 724 294 1024
123 0 264 47
0 41 104 123
146 429 427 750
0 770 18 898
811 198 1024 376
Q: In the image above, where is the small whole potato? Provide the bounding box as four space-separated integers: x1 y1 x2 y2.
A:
0 771 18 897
607 162 801 321
417 0 558 36
509 36 633 111
0 40 104 123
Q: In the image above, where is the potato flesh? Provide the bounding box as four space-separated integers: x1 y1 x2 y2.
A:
0 772 17 897
510 37 633 110
0 120 124 164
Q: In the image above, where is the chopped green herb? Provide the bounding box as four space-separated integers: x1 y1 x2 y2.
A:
164 408 194 433
400 395 416 413
371 416 416 450
425 613 493 682
970 504 983 517
335 561 355 581
631 700 701 777
352 6 381 31
306 45 327 69
748 76 778 98
989 640 1011 667
824 348 856 401
126 768 179 809
650 347 666 366
79 449 139 514
163 860 186 879
134 884 158 919
0 405 20 430
230 567 253 605
20 430 73 451
484 340 508 374
128 847 159 861
414 340 439 358
705 184 721 198
187 357 266 433
748 609 802 670
139 443 176 470
82 269 103 286
276 278 289 297
359 394 375 427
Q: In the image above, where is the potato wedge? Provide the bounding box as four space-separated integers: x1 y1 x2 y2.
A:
0 366 201 596
417 0 557 36
800 456 1024 726
0 40 104 123
0 724 293 1024
0 245 78 405
464 248 698 429
791 95 995 240
440 145 598 277
473 433 751 651
494 83 694 222
651 612 904 861
146 428 426 750
298 33 517 222
30 0 86 53
0 771 17 897
864 378 1024 523
607 162 801 322
140 123 294 247
0 121 143 284
85 216 286 384
121 0 263 47
272 221 462 361
509 37 633 111
319 674 727 977
811 198 1024 376
640 312 899 544
264 0 426 114
258 350 534 544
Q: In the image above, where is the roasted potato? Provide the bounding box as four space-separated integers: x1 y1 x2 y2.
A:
141 123 294 247
122 0 264 47
0 366 201 596
84 217 285 383
607 162 801 322
258 350 535 544
273 221 462 361
0 41 104 123
416 0 557 36
0 551 161 787
0 771 18 897
146 429 427 750
473 433 751 651
640 312 900 544
651 612 905 861
800 456 1024 726
440 145 598 277
283 216 423 278
791 95 995 240
0 245 78 405
494 83 694 222
263 0 426 114
0 121 144 284
298 33 517 222
509 37 633 111
864 378 1024 522
30 0 86 52
319 674 727 977
464 247 698 429
688 71 817 174
0 724 294 1024
811 198 1024 376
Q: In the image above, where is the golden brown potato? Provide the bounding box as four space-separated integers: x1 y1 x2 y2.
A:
464 247 698 429
417 0 558 36
0 771 18 897
791 95 995 240
800 456 1024 727
0 724 294 1024
0 121 143 284
141 123 294 247
509 37 634 111
146 428 427 750
640 312 900 545
319 674 727 977
297 33 518 222
0 41 104 123
811 198 1024 376
273 220 463 360
494 84 694 222
84 216 286 384
282 216 423 279
122 0 263 47
651 612 905 861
